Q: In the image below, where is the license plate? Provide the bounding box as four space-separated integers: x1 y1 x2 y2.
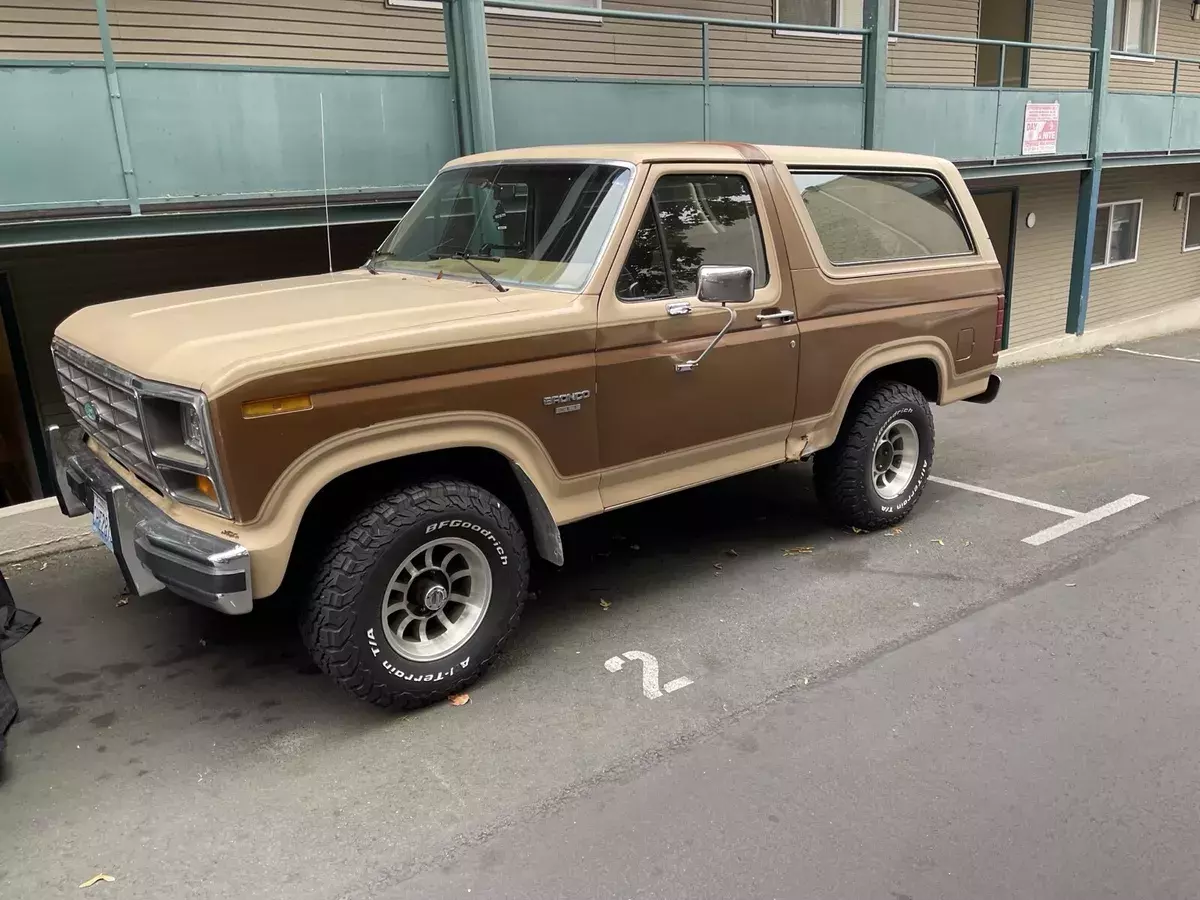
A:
91 492 114 554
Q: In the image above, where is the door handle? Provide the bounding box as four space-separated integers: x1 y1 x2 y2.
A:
756 309 796 324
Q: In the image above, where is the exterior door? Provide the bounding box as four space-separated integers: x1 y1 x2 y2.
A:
595 163 800 509
972 188 1017 350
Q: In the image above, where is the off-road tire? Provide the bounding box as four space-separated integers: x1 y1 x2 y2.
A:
301 479 529 710
813 380 935 531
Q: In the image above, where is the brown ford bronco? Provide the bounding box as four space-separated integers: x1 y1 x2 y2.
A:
47 142 1002 709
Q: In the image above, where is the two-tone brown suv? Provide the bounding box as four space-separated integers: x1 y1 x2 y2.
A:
47 142 1003 709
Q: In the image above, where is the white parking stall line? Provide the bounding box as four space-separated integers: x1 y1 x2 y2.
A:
929 476 1083 518
1021 494 1149 546
1113 347 1200 364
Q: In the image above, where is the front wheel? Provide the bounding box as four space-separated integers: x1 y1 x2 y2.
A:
300 479 529 710
814 381 935 531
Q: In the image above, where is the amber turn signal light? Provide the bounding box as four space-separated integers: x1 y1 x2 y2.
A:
241 395 313 418
195 475 219 504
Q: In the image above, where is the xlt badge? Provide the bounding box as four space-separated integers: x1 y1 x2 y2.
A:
543 389 591 415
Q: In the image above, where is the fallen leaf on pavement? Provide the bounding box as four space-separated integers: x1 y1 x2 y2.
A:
725 549 739 558
79 874 115 889
115 598 129 608
931 539 944 546
851 527 865 534
886 527 903 536
713 563 723 571
448 693 470 707
599 598 611 610
783 547 814 556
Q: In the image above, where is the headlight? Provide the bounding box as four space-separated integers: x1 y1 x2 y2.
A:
181 404 205 455
138 386 229 517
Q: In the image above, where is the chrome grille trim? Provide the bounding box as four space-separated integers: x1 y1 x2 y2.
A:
52 341 164 493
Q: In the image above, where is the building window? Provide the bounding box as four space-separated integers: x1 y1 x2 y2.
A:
1113 0 1158 55
616 174 769 302
385 0 601 23
1183 194 1200 252
790 170 973 266
1092 200 1142 269
776 0 899 37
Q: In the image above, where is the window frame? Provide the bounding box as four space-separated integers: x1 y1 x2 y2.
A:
773 0 900 42
1183 193 1200 253
1092 199 1143 270
787 166 978 272
385 0 602 25
614 170 772 304
1111 0 1159 60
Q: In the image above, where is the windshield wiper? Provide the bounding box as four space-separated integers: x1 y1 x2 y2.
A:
430 252 508 293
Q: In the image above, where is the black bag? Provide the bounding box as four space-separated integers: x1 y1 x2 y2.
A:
0 569 40 753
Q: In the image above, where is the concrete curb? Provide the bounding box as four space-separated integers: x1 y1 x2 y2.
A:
0 498 96 565
999 298 1200 368
1 299 1197 563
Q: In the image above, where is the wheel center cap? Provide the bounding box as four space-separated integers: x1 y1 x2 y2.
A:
876 442 894 470
423 585 448 612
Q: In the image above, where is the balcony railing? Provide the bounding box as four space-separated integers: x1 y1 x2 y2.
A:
1103 49 1200 156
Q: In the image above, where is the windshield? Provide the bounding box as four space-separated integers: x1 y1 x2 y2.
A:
373 162 632 292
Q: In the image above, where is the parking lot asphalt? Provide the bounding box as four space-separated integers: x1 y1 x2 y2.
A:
2 332 1200 900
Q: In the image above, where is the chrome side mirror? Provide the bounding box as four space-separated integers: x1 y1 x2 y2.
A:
697 265 754 304
676 265 756 373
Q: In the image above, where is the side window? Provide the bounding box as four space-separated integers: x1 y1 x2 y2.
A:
616 174 770 301
792 170 974 266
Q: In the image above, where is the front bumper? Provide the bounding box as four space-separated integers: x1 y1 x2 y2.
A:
47 426 253 614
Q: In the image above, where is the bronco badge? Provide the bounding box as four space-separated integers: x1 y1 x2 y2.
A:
543 389 591 415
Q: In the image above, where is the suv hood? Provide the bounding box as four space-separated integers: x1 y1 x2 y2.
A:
55 270 570 395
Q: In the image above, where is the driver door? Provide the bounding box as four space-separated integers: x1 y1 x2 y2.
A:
595 163 800 509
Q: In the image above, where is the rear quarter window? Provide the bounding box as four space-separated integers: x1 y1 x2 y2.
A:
791 170 975 266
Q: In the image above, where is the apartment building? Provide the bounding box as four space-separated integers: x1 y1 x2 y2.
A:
1 0 1198 504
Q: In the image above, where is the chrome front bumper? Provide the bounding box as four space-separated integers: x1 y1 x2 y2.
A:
47 426 253 615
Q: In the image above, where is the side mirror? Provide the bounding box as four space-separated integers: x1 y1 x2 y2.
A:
697 265 754 304
674 265 756 374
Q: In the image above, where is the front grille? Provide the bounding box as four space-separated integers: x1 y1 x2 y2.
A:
53 343 162 491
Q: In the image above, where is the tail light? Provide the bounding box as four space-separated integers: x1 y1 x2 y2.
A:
993 293 1005 355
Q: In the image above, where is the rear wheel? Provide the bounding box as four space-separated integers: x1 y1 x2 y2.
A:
814 381 935 531
300 479 529 709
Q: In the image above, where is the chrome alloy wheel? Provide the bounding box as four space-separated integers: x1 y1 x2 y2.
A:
380 538 492 661
872 418 920 501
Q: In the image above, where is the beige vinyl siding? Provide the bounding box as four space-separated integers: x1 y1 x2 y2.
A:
107 0 448 70
1027 0 1092 90
490 0 980 85
1005 173 1079 347
1087 165 1200 326
1109 1 1200 95
0 0 102 60
888 0 979 86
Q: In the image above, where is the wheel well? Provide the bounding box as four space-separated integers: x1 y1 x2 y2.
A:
279 448 536 598
859 358 941 404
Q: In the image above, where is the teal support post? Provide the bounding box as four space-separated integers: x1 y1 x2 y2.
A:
1066 0 1114 336
862 0 890 149
443 0 467 156
702 22 711 140
457 0 496 154
94 0 140 213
